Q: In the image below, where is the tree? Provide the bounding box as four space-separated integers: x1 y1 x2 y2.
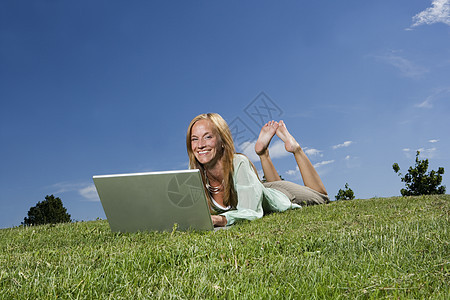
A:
335 183 355 201
392 151 445 196
22 195 71 226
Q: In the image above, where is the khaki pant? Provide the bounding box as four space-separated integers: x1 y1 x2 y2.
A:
263 181 329 206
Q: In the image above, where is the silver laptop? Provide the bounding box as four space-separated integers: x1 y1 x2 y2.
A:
93 169 213 232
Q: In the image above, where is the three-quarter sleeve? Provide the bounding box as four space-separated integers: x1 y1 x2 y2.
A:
220 155 265 225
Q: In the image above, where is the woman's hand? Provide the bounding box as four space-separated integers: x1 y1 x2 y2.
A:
211 215 227 227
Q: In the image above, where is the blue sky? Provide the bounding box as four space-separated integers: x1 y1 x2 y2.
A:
1 0 449 228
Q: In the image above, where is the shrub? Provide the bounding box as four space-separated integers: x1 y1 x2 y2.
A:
335 183 355 201
392 151 445 196
23 195 71 226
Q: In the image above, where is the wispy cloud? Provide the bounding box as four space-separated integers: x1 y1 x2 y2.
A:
50 182 84 194
415 88 450 108
344 155 361 168
79 185 100 201
409 0 450 28
286 169 298 176
49 182 99 202
415 97 433 108
285 166 299 177
418 147 438 158
332 141 353 149
374 52 429 79
268 140 291 159
304 147 323 157
403 148 413 158
238 141 259 161
238 140 290 162
429 139 439 143
403 147 438 158
285 160 334 178
313 160 335 168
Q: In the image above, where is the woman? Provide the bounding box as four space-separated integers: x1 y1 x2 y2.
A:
186 113 329 227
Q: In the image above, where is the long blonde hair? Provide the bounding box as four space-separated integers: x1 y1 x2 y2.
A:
186 113 237 209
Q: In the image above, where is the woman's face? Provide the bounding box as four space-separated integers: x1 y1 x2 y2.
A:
190 119 222 167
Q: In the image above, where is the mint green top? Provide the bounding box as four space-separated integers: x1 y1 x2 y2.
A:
220 154 301 225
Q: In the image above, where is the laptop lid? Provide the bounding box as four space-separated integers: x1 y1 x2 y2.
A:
93 169 213 232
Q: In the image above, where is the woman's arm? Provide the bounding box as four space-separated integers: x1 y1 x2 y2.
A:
219 155 265 226
211 215 227 227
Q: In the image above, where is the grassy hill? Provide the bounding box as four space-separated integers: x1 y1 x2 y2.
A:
1 195 449 299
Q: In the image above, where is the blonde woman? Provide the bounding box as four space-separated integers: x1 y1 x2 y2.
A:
186 113 329 227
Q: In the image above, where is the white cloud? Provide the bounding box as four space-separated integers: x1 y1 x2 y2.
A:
402 147 438 159
313 160 335 168
344 155 361 168
415 98 433 108
286 169 298 176
237 139 290 162
375 53 429 79
429 139 439 143
403 148 414 159
238 141 259 161
410 0 450 28
332 141 353 149
49 181 100 202
286 161 333 177
268 140 290 159
417 147 438 158
285 166 300 178
415 88 450 109
50 182 83 194
304 147 323 157
79 185 100 202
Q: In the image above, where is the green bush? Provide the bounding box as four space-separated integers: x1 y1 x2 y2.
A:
335 183 355 201
393 151 445 196
22 195 71 226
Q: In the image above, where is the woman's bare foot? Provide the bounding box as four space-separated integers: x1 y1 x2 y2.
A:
255 121 278 156
276 120 301 153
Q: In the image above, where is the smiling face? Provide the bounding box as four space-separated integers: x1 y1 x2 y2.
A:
190 119 223 168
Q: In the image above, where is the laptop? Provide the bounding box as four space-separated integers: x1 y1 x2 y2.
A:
93 169 214 232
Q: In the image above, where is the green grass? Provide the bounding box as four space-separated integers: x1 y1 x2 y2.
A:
1 195 449 299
